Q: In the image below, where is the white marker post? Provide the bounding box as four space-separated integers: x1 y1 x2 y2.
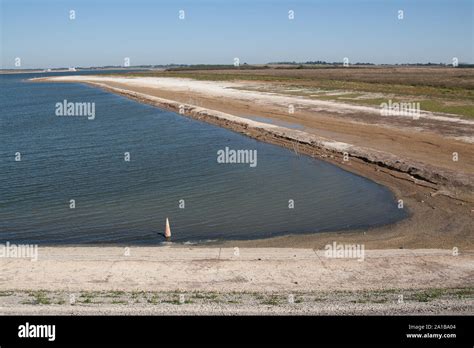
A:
165 217 171 241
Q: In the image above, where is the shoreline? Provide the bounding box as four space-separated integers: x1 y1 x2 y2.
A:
30 76 474 249
2 75 472 315
48 78 474 192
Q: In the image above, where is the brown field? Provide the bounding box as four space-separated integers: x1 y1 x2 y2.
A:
144 66 474 86
124 67 474 119
131 66 474 96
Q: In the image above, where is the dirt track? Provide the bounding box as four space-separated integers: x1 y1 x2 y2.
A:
1 247 472 292
0 247 472 315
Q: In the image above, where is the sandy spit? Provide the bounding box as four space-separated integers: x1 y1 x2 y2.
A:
32 76 474 191
37 75 474 126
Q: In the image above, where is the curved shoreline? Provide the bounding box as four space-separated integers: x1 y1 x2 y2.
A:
57 80 474 190
31 76 474 249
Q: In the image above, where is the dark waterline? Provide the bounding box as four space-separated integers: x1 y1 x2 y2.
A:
0 71 407 244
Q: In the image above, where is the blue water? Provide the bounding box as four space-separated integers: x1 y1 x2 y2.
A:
0 71 407 244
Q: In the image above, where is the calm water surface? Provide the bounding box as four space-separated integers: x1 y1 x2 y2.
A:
0 71 407 244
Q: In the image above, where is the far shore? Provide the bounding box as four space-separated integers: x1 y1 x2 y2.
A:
31 74 474 250
0 67 154 74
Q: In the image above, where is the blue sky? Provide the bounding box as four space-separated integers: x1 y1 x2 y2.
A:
1 0 473 68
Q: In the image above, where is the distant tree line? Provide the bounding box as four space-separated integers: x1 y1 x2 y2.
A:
268 61 473 67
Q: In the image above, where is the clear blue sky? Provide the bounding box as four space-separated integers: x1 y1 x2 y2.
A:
1 0 473 68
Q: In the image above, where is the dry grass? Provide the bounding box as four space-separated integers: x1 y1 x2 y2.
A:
125 67 474 117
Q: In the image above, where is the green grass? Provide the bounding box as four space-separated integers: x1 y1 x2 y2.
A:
78 291 103 304
453 288 473 299
261 295 281 306
79 293 93 304
191 292 219 300
131 291 145 299
109 290 125 298
312 95 474 118
28 291 51 305
419 100 474 118
321 80 474 100
7 288 472 308
412 289 445 302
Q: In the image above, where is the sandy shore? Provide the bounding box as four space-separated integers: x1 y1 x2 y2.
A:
2 247 472 292
33 75 474 249
0 247 472 315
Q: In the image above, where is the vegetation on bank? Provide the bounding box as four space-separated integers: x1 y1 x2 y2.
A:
5 287 472 307
120 67 474 118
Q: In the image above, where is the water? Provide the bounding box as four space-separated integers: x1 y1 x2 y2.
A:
0 71 407 244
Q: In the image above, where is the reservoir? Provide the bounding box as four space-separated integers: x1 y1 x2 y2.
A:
0 72 407 244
